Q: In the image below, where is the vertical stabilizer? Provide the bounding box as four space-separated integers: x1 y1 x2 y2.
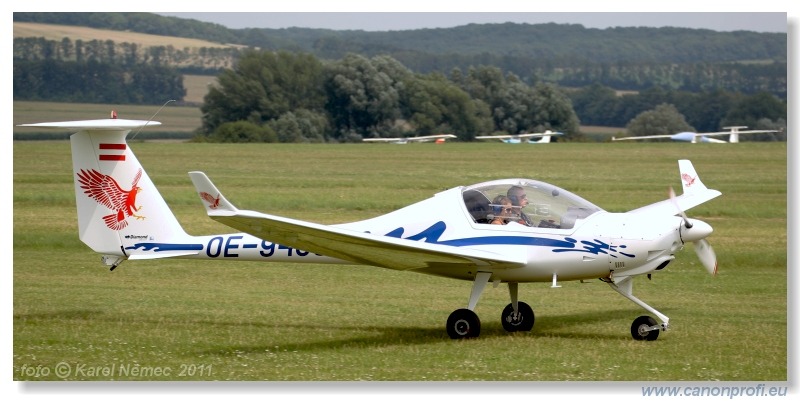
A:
723 126 747 143
20 119 190 259
678 159 709 195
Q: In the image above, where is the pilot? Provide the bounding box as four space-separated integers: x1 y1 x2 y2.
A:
489 196 514 225
507 186 534 226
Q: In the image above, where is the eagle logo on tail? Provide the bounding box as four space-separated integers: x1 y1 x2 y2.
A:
77 168 145 230
199 192 221 209
681 173 697 187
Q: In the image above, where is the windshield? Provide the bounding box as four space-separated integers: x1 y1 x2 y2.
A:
462 179 602 229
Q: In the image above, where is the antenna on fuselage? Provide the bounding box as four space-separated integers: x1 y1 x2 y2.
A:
129 99 176 141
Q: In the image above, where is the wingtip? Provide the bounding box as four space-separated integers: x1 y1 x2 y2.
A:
188 171 238 213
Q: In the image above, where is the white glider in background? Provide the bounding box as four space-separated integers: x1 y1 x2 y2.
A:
612 126 781 143
362 134 456 144
476 130 563 144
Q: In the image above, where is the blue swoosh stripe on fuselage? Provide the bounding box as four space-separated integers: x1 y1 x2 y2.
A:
438 236 574 248
125 243 204 253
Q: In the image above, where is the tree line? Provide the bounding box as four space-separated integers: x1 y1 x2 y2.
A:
199 51 580 143
198 50 785 143
13 13 787 98
571 84 787 133
14 46 786 142
13 59 185 104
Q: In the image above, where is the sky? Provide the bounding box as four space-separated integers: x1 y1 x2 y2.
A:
157 11 788 33
148 0 794 33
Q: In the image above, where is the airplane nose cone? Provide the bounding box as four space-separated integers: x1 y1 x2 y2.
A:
681 218 713 242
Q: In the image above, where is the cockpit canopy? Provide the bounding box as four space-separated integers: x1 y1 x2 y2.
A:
462 179 603 230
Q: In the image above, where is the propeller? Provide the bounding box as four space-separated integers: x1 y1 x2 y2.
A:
668 187 691 228
669 187 718 275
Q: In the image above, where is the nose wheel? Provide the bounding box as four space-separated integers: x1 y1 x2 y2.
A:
631 315 660 341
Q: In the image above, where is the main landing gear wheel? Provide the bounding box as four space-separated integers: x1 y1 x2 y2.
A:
446 308 481 339
631 315 660 341
501 302 534 332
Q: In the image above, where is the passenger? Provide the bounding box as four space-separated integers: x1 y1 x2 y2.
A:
507 186 534 226
490 196 514 225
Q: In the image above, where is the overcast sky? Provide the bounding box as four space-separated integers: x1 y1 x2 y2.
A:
157 11 788 33
150 0 794 33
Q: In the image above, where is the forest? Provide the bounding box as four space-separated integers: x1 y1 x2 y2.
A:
12 13 788 142
13 12 787 96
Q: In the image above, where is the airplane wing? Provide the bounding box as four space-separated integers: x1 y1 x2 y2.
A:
611 134 676 141
188 172 526 272
475 135 514 140
613 128 781 142
362 134 455 143
362 138 404 143
476 131 562 141
406 134 456 142
696 129 780 137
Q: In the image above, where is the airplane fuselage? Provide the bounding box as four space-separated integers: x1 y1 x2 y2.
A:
120 210 682 285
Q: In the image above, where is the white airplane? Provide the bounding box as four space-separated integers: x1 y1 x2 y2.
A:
475 130 563 144
612 126 781 143
362 134 456 144
21 116 721 341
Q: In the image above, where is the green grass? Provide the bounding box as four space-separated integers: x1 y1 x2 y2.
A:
13 141 787 382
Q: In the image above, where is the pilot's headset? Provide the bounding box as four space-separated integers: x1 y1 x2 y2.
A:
492 202 504 216
491 196 507 217
507 187 526 208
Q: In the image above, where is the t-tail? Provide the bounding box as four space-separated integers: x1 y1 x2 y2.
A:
20 115 343 270
19 117 201 269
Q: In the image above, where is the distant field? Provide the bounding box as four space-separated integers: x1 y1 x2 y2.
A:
13 22 239 48
183 75 217 105
13 140 787 381
13 101 203 135
13 74 214 132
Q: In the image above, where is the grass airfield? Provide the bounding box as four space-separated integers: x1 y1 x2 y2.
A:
13 140 787 383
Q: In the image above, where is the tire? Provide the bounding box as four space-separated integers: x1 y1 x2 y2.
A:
631 315 660 341
446 308 481 339
501 302 535 332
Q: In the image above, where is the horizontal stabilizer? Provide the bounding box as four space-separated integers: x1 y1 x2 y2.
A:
19 119 161 131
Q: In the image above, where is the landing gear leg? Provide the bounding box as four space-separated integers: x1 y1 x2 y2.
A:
501 282 534 332
608 276 669 341
446 272 491 339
